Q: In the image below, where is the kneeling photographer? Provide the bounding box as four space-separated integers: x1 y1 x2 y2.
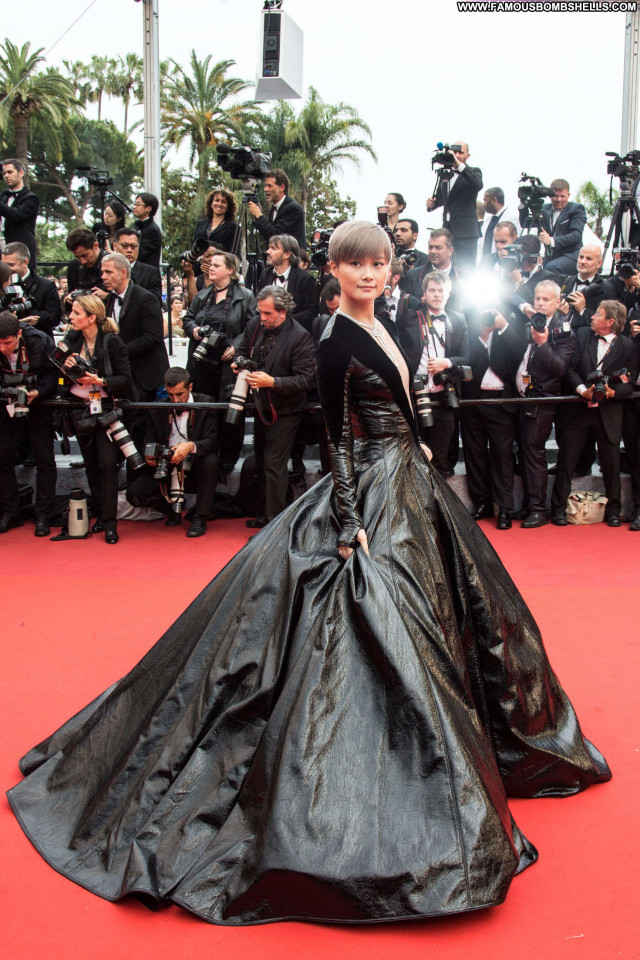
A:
126 367 219 539
550 300 638 527
231 285 315 528
0 311 57 536
53 293 134 544
183 251 257 472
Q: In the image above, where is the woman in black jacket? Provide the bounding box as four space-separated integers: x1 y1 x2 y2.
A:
62 293 134 543
193 187 240 253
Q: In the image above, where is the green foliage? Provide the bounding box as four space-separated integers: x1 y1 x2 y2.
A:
28 117 142 226
35 222 72 275
161 166 202 269
306 172 356 234
576 181 617 239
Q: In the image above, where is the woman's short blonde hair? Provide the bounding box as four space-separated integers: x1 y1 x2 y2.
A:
328 220 392 266
72 293 119 334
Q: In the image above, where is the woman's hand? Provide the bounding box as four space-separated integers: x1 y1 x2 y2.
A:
77 372 105 387
338 528 369 561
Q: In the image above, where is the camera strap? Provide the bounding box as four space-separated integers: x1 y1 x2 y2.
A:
16 335 30 374
595 336 616 370
168 407 195 441
418 311 447 354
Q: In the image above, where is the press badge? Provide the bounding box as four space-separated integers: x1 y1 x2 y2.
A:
89 389 103 415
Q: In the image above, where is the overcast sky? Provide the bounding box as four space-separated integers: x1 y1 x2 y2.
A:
7 0 633 238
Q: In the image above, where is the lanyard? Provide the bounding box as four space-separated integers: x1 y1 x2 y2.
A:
417 311 446 356
595 336 616 370
168 407 194 441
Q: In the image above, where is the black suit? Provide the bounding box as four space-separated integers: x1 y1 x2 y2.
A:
19 272 62 335
505 266 557 331
253 195 306 250
126 393 220 519
0 326 57 520
398 262 462 313
67 251 106 295
0 186 39 270
396 305 469 472
519 202 586 276
258 265 317 332
106 282 168 396
551 329 638 518
514 313 577 514
235 314 315 519
461 324 525 511
430 165 483 270
131 259 162 304
135 218 162 269
558 273 608 329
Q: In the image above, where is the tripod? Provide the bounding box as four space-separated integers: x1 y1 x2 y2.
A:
602 170 640 263
231 179 265 294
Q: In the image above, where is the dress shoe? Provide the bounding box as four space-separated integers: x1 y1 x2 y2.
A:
629 514 640 531
520 512 550 528
91 518 104 533
34 515 50 537
0 513 24 534
104 523 119 544
471 503 494 521
551 512 568 527
245 516 268 529
496 509 512 530
512 507 529 521
605 515 622 527
165 513 183 527
187 516 206 538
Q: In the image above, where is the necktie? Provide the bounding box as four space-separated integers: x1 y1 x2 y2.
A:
483 215 500 256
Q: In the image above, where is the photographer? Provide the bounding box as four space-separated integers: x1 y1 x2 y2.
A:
550 300 637 527
193 187 240 254
426 141 483 271
479 221 518 272
112 228 162 304
258 235 317 331
92 201 127 251
182 242 219 306
477 187 520 262
126 367 219 539
396 270 469 475
66 229 107 297
399 228 462 311
514 280 577 528
519 179 587 277
247 169 306 250
58 293 134 544
232 285 315 527
504 235 556 327
1 242 62 335
0 312 57 536
624 315 640 530
393 219 429 270
132 193 162 269
0 159 39 271
557 244 608 330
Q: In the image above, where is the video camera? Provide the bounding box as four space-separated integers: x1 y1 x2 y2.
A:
517 173 555 215
431 143 463 170
605 150 640 180
216 144 272 198
612 247 640 281
310 228 333 268
0 370 36 416
192 327 230 364
76 165 114 189
1 276 34 320
586 368 629 403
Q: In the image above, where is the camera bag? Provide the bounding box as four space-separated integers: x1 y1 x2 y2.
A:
565 490 608 525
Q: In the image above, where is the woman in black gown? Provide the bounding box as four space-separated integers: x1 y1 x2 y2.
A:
8 222 610 925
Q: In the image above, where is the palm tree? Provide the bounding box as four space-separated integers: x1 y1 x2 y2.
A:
283 87 377 214
161 52 261 191
87 55 116 120
109 53 144 134
576 181 617 239
0 40 80 174
62 59 92 107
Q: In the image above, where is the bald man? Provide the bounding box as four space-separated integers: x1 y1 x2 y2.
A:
426 139 482 272
557 244 608 329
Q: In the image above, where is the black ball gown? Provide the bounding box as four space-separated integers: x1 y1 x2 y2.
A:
8 311 610 925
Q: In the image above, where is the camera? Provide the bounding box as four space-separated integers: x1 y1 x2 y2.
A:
0 371 36 416
310 228 333 268
586 367 629 403
76 165 114 189
144 442 174 480
397 249 418 269
98 410 145 471
517 173 554 215
431 143 462 169
605 150 640 182
530 311 548 333
613 248 640 281
433 366 473 409
50 340 97 382
412 374 434 430
527 316 572 342
226 356 258 425
192 327 230 363
180 237 210 266
499 243 524 274
479 308 498 327
1 277 34 320
216 144 272 197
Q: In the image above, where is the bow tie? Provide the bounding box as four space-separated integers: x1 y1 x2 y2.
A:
577 280 590 287
388 302 396 311
113 294 123 305
596 334 608 341
274 275 286 284
431 314 446 322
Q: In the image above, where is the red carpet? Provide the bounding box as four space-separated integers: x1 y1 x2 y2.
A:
1 518 638 959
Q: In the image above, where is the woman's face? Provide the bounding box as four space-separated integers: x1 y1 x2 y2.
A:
385 194 401 217
171 299 183 317
209 255 233 286
69 302 97 333
211 193 228 218
331 254 389 304
104 206 118 227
